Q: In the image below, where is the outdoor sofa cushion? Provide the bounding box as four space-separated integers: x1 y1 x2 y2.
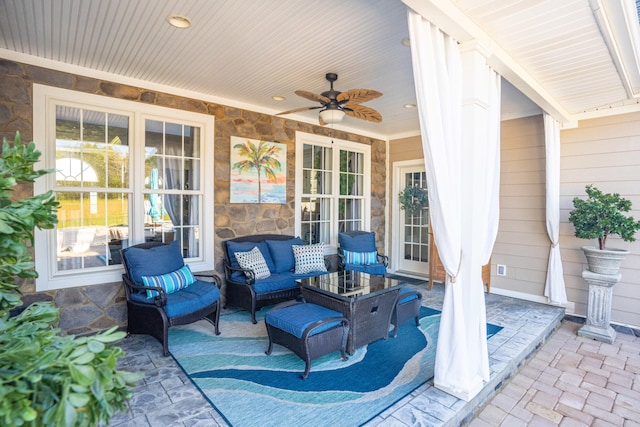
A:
129 280 220 318
265 237 304 273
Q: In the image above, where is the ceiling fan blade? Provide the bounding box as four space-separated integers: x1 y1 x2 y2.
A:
276 105 322 116
337 89 382 104
344 104 382 123
295 90 331 104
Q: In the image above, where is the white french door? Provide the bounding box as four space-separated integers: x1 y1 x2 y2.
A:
393 162 430 276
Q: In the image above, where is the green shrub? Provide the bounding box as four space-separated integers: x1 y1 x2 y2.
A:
568 184 640 250
0 132 140 426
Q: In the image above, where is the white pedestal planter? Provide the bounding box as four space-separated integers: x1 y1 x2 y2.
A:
578 270 620 344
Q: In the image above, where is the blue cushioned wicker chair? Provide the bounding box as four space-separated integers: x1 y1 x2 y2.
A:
338 231 388 276
121 241 221 356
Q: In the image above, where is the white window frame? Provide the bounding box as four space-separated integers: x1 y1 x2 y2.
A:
294 131 371 250
33 84 215 291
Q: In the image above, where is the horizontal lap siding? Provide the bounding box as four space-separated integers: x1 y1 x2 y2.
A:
493 115 549 298
561 112 640 327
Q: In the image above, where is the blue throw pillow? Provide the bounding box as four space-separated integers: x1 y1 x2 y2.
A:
343 250 378 265
338 232 376 252
226 240 275 272
124 241 184 285
141 265 196 298
265 237 304 273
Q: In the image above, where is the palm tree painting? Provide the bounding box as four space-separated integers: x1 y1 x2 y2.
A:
230 136 286 203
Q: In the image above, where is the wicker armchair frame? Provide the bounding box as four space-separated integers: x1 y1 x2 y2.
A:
121 242 221 356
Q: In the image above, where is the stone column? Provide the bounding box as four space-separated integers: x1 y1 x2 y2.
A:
578 270 620 344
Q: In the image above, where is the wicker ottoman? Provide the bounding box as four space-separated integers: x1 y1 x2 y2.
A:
265 302 349 379
390 287 422 338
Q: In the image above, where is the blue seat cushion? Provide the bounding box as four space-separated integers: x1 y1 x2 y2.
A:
265 237 304 273
129 280 220 318
226 240 276 281
398 287 420 304
265 303 344 339
345 263 387 276
252 273 299 294
281 270 330 281
124 241 184 285
338 232 376 252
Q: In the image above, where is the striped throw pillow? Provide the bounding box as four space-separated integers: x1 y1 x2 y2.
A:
141 264 196 298
343 250 378 265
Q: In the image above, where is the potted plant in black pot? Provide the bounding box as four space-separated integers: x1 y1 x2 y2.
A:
568 184 640 275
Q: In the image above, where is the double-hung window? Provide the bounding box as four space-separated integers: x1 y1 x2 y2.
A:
295 132 371 248
33 85 214 291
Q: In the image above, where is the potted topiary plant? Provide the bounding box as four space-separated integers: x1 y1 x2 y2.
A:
568 184 640 275
398 186 428 217
0 132 140 426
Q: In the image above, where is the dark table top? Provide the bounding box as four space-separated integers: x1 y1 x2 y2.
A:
299 270 402 299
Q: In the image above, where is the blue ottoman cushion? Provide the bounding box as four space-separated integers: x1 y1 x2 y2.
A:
398 287 420 304
266 303 344 339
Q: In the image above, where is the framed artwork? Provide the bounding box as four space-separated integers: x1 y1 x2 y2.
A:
230 136 286 204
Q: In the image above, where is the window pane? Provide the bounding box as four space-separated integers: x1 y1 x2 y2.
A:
185 158 199 191
56 191 129 271
145 120 164 154
184 125 200 158
184 195 200 226
302 169 312 194
56 107 129 191
165 122 183 156
165 158 183 190
300 196 331 244
182 227 200 258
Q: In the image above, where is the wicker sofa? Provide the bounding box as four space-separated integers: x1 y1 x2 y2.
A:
222 234 336 323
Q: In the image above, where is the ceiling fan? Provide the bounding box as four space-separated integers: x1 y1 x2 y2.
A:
276 73 382 125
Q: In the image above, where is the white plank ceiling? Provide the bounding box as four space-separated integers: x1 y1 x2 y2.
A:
0 0 639 139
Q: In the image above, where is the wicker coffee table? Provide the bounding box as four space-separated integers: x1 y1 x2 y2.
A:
298 271 401 354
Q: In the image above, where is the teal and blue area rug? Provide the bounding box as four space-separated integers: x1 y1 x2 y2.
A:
169 306 502 427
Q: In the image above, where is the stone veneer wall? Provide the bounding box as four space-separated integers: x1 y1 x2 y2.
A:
0 59 386 335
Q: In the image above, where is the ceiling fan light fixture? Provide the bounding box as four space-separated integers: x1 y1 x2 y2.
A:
319 108 345 124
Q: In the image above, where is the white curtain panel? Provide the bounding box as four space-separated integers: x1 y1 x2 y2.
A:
483 70 501 265
408 11 502 398
407 11 462 281
543 114 567 305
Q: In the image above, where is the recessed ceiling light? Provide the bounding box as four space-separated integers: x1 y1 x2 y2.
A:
404 103 417 109
272 96 286 101
401 37 411 47
167 14 192 29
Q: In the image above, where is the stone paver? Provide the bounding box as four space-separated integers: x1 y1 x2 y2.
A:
473 321 640 427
